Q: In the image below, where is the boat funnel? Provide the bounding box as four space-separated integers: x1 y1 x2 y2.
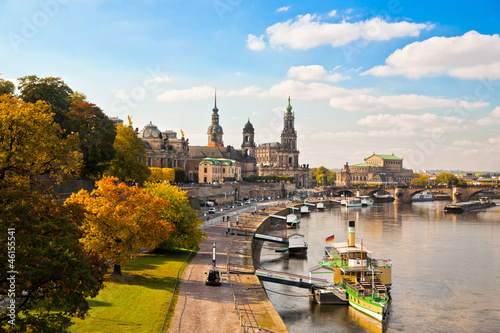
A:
348 220 355 247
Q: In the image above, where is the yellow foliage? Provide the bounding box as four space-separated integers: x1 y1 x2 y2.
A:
149 167 175 182
65 177 175 266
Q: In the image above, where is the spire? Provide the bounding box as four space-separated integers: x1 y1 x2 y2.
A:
286 96 292 113
212 87 218 113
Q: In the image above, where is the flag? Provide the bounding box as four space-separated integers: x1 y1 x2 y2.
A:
325 234 335 243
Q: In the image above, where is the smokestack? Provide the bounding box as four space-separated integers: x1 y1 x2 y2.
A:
348 220 355 247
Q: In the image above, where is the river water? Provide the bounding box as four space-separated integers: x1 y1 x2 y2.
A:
258 200 500 333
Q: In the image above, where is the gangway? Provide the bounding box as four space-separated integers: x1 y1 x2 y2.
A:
303 202 316 207
269 214 286 220
255 268 329 289
286 206 300 211
254 234 287 244
330 199 341 203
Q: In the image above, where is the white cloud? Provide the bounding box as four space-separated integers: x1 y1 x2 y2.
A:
276 6 290 12
264 14 431 50
113 90 129 100
246 34 266 51
328 10 337 18
329 93 489 112
157 85 213 102
477 106 500 125
286 65 349 82
145 75 172 84
357 113 466 136
267 79 370 100
362 31 500 79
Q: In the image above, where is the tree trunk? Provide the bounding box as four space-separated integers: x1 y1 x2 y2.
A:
113 264 122 275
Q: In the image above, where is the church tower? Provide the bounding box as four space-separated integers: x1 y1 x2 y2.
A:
241 118 255 158
280 96 299 168
207 88 224 147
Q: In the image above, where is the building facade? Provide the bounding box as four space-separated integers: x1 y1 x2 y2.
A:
336 154 418 186
139 122 189 170
255 97 311 188
198 158 241 183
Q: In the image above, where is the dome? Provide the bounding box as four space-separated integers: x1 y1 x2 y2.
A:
139 122 162 139
243 118 254 134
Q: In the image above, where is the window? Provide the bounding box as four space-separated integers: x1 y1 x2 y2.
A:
204 168 207 173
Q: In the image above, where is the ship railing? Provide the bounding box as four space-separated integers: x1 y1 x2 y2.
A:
371 258 392 268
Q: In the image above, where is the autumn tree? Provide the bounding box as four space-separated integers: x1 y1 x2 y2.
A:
64 101 116 177
146 182 205 252
313 166 335 185
0 95 104 331
0 95 81 182
66 177 175 275
149 167 175 182
0 79 15 96
435 172 466 186
106 124 151 185
18 75 73 126
411 174 430 186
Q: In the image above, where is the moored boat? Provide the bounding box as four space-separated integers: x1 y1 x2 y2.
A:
300 205 310 214
358 196 374 206
318 221 392 322
412 191 435 202
286 213 300 228
316 202 325 210
444 197 496 213
345 197 363 207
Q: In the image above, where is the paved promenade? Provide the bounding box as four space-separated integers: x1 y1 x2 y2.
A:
168 204 289 333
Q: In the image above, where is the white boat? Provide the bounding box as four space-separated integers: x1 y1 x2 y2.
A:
286 214 300 227
358 196 374 206
316 202 325 210
288 233 308 255
300 206 310 214
345 197 362 207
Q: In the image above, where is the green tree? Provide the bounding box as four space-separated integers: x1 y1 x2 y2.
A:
66 177 174 275
326 171 336 185
64 101 116 177
149 167 175 182
0 95 81 182
106 124 150 185
313 166 330 185
0 79 15 96
17 75 73 126
0 182 107 331
146 182 205 252
173 167 186 183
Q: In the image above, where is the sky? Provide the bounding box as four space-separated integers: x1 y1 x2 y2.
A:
1 0 500 172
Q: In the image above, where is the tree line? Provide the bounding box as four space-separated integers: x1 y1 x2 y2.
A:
0 76 204 331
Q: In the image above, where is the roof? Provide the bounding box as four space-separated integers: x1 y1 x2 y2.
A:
199 157 240 167
374 154 402 160
329 242 373 255
352 163 381 167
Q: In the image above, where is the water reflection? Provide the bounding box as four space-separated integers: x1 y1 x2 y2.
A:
259 201 500 333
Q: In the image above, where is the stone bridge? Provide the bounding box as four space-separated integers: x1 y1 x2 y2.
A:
326 185 498 204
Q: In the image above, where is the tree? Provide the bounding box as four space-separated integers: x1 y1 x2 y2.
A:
0 95 81 182
146 182 205 252
64 101 116 177
173 167 186 183
326 171 336 185
411 174 430 186
313 166 333 186
149 167 175 183
0 79 15 96
17 75 73 126
106 124 151 185
435 172 466 186
66 177 175 275
0 182 107 331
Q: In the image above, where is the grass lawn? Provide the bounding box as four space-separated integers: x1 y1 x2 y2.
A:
70 249 196 333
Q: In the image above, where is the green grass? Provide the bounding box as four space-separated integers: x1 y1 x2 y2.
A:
70 249 196 333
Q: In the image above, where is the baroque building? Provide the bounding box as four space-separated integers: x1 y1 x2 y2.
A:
336 153 418 186
255 97 311 188
139 122 189 170
198 158 241 183
188 91 257 182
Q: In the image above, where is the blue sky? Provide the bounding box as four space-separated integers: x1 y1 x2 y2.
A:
2 0 500 171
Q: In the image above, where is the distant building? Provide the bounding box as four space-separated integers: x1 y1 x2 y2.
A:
138 122 189 170
198 158 241 183
336 153 417 186
255 97 311 188
188 91 257 181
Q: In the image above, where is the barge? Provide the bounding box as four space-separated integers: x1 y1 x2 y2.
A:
444 197 496 213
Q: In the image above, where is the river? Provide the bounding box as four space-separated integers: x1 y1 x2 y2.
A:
258 200 500 333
